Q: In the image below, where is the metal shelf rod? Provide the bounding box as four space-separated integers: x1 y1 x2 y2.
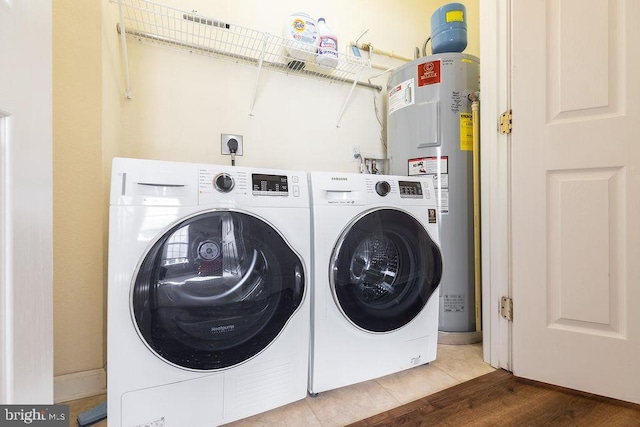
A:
117 6 132 99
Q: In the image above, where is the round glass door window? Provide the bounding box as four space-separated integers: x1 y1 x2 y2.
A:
131 211 305 371
331 208 442 333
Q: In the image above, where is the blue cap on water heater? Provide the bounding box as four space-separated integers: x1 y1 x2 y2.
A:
430 3 467 54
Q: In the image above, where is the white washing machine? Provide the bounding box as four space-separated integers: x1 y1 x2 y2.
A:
107 158 311 426
308 172 443 394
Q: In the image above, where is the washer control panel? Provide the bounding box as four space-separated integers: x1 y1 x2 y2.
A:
310 172 435 207
398 180 424 198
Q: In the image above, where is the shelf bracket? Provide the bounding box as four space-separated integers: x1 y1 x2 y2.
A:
336 66 364 128
117 3 132 99
248 33 269 116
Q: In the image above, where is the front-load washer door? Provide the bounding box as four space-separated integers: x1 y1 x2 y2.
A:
331 208 442 333
131 210 305 371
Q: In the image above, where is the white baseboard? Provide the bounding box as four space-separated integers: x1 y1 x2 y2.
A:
54 367 106 403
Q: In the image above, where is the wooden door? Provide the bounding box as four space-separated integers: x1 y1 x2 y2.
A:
510 0 640 403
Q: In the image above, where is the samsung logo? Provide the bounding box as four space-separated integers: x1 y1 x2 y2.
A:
331 177 348 181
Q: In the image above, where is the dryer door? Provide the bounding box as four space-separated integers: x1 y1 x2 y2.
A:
131 211 305 371
331 208 442 333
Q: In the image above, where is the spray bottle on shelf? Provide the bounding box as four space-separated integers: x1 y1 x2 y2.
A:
316 17 338 68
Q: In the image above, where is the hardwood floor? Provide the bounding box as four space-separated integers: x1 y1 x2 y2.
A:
65 358 640 426
348 369 640 426
66 393 106 427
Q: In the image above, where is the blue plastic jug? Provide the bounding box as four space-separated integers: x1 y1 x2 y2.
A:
430 3 467 54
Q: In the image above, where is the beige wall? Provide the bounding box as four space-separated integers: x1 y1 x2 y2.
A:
53 0 104 377
52 0 478 397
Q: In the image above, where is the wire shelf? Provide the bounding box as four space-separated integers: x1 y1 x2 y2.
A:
111 0 372 87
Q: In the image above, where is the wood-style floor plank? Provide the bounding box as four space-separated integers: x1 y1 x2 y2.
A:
348 370 640 427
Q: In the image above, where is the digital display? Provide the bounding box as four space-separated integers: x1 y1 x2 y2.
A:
252 174 288 195
398 180 423 198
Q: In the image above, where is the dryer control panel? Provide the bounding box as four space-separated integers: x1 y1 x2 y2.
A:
198 165 308 208
251 173 289 196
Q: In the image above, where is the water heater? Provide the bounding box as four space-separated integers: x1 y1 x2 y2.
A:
387 53 479 336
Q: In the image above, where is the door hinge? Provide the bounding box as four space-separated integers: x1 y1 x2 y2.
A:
500 296 513 321
499 110 512 134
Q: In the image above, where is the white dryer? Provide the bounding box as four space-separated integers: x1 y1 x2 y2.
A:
107 158 310 426
308 172 443 394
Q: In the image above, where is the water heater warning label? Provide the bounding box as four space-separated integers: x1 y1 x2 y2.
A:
388 78 415 115
444 295 465 312
409 156 448 175
409 156 449 215
460 113 473 151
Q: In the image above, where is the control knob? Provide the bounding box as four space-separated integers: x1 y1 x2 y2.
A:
214 173 234 193
375 181 391 196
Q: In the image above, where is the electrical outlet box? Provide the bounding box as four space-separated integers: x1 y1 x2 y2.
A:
221 134 244 155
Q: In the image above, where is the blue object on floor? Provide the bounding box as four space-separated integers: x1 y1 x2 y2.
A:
77 399 107 426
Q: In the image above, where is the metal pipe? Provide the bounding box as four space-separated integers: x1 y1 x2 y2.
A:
350 42 413 62
471 96 481 332
116 14 132 98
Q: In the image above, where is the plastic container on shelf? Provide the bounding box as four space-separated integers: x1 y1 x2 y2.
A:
282 12 320 69
430 3 467 54
316 17 338 68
